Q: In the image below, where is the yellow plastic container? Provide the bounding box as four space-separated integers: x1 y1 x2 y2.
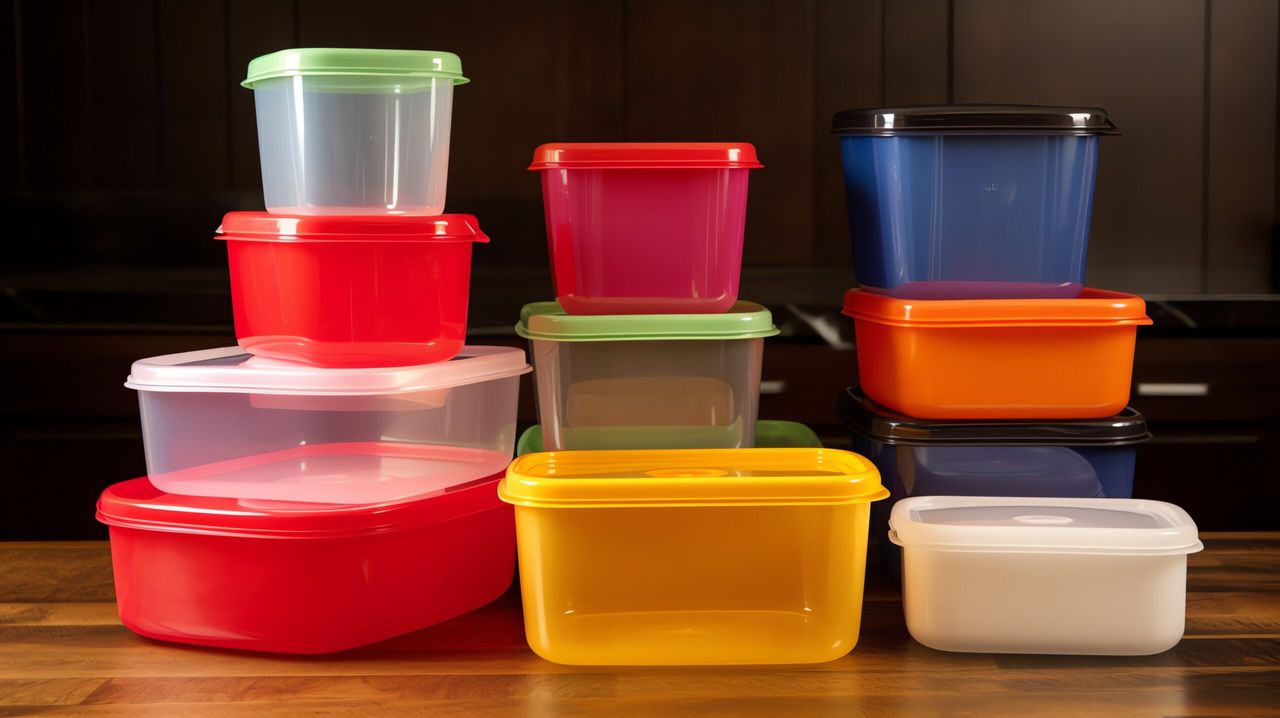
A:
499 448 887 665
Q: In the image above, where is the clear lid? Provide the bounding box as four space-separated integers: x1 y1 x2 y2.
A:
832 105 1118 136
96 474 501 539
499 448 887 508
889 496 1203 556
125 346 530 396
837 387 1152 446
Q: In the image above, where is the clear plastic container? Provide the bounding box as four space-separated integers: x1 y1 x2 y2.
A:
529 143 762 314
219 212 489 367
516 301 778 450
889 496 1203 655
499 448 888 665
244 49 468 215
126 345 530 504
97 473 514 654
832 106 1117 299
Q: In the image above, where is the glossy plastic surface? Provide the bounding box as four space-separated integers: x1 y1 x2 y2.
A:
220 212 487 367
132 348 526 504
839 133 1099 298
252 75 455 214
531 143 760 314
98 475 514 654
844 289 1151 419
889 497 1202 655
499 449 885 665
517 420 822 455
527 337 765 450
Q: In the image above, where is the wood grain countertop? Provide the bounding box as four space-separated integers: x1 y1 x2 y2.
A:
1 534 1277 717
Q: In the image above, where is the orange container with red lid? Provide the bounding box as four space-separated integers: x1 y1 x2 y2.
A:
843 288 1152 419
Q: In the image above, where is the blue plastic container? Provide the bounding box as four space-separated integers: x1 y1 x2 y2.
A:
836 387 1150 575
832 106 1117 299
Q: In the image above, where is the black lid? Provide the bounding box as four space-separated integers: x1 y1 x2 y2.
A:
836 387 1151 446
831 104 1118 136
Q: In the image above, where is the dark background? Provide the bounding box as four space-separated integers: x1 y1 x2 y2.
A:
2 0 1278 539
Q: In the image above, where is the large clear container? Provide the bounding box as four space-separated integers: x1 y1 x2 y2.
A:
244 49 467 215
832 106 1117 299
890 497 1203 655
516 302 778 450
126 346 530 504
499 448 888 665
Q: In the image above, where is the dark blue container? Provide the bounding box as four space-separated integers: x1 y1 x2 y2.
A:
836 387 1150 575
832 106 1117 299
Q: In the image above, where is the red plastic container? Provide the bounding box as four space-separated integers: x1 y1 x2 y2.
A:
218 212 488 367
96 473 514 654
530 143 762 315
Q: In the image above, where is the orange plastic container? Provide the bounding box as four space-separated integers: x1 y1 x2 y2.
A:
843 288 1152 419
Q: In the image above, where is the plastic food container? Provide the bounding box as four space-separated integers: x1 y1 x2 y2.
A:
517 420 821 455
529 143 762 314
126 345 529 504
499 448 888 665
243 48 467 215
832 106 1117 299
97 473 514 654
889 496 1203 655
516 301 778 450
219 212 488 367
843 288 1152 419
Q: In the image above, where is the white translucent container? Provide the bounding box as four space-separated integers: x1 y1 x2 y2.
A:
889 496 1204 655
515 302 778 451
126 346 529 504
243 49 467 215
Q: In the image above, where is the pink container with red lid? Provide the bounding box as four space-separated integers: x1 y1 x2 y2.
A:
530 143 762 315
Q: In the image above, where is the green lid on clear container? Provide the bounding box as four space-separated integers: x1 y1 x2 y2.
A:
515 301 780 342
243 48 468 89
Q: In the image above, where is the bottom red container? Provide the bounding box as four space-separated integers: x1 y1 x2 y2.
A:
96 473 514 654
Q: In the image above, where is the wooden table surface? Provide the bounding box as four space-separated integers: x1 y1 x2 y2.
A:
1 534 1277 717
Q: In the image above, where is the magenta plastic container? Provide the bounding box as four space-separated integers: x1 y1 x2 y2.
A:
530 143 762 315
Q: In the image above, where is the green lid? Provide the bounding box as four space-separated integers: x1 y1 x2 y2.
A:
515 301 780 342
243 48 468 89
516 420 822 455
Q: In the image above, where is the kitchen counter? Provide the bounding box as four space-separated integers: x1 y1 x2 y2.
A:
1 534 1277 716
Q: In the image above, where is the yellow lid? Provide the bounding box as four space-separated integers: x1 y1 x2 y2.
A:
499 448 887 509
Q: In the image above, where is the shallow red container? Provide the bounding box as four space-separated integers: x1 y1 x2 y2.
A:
218 212 488 367
97 473 514 654
530 143 762 315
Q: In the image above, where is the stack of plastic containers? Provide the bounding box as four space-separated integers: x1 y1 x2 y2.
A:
95 49 531 654
503 143 888 665
831 105 1202 655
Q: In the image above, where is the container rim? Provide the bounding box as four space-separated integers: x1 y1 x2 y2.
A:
887 496 1203 556
97 474 504 540
836 387 1152 446
832 104 1118 136
216 212 490 243
243 48 468 88
125 345 531 396
529 142 763 170
842 288 1153 327
516 301 780 342
498 448 887 508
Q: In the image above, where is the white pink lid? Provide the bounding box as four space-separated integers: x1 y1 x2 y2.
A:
888 496 1203 556
126 346 530 396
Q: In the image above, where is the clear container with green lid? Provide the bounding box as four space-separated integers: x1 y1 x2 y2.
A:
515 301 779 451
243 48 469 216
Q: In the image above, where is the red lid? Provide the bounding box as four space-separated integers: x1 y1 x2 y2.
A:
96 474 504 540
216 212 490 243
529 142 763 170
842 288 1153 327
